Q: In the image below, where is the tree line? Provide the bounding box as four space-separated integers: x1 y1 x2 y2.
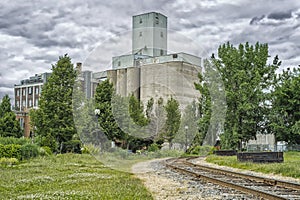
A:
1 41 299 153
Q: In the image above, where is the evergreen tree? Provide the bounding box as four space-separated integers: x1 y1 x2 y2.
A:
95 79 125 142
129 94 148 126
0 95 21 138
0 95 11 117
163 97 181 149
31 55 77 152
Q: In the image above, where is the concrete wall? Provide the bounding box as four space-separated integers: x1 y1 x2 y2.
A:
107 60 201 111
116 68 127 96
140 61 201 111
112 55 134 69
126 67 140 98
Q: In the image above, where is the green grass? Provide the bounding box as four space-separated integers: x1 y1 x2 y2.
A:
206 151 300 179
0 153 153 199
91 148 183 172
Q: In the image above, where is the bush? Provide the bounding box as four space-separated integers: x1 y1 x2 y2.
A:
37 134 58 153
61 140 82 154
148 143 160 152
40 146 53 156
0 137 30 145
20 144 39 160
187 145 213 155
0 144 21 159
0 157 18 166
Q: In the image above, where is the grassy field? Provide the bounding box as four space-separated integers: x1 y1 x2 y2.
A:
0 153 153 199
206 151 300 178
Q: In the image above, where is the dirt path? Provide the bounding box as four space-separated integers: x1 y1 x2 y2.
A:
132 158 221 200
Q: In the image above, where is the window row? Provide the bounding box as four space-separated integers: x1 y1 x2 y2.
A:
16 87 40 96
16 99 39 108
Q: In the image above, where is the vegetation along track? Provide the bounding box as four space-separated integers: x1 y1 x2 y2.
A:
165 157 300 200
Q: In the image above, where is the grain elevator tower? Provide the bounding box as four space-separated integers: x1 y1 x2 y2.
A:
132 12 167 57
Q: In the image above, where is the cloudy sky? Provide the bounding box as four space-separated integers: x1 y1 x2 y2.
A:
1 0 300 100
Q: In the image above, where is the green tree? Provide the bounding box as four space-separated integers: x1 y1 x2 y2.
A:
163 97 181 149
174 100 199 151
0 95 11 117
0 95 21 138
194 71 212 146
95 79 125 142
31 55 77 152
213 42 280 149
146 97 166 140
129 94 148 126
271 67 300 144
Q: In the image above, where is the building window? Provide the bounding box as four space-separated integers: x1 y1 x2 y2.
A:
118 61 121 66
160 32 163 37
35 99 39 106
160 49 164 56
35 87 39 94
29 99 32 107
28 87 32 95
155 16 159 24
139 18 142 23
16 89 20 96
22 101 26 107
22 89 26 96
19 118 24 129
16 100 20 108
139 32 142 37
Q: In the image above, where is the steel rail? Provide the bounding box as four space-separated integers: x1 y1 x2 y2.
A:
184 159 300 191
166 159 294 200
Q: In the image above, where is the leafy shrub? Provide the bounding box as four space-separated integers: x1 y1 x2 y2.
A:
61 140 82 154
0 144 21 159
37 134 58 153
187 145 213 155
0 137 29 145
20 144 39 160
148 143 160 152
40 146 53 156
0 157 18 166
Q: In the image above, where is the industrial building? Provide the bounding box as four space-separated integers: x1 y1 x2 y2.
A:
13 12 202 137
108 12 202 109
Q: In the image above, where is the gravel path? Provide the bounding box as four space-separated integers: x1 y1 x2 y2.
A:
131 157 300 200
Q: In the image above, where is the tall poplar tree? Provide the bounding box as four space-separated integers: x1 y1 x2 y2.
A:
213 42 280 149
271 67 300 144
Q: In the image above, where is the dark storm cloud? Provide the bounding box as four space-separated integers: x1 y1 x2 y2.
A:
268 11 292 20
250 15 265 25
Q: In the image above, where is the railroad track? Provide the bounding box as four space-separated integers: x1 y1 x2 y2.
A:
165 157 300 200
